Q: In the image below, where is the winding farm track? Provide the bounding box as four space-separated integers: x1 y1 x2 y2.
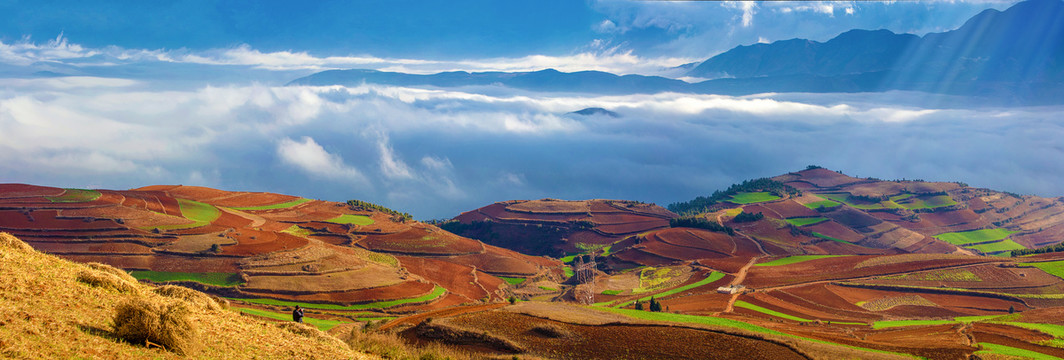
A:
219 207 266 228
716 209 770 314
377 303 507 332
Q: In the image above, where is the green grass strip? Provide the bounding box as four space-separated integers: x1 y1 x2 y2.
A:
954 315 1005 322
539 286 558 291
130 270 242 287
1000 322 1064 338
1019 260 1064 280
872 320 957 329
46 189 101 203
230 198 312 211
803 198 841 210
599 308 917 358
563 266 575 278
812 232 850 244
735 301 864 325
967 239 1025 253
233 285 446 310
327 214 375 226
499 277 526 285
785 217 828 227
755 255 847 267
615 272 725 308
935 229 1018 246
976 342 1061 360
144 199 222 231
236 307 345 331
735 301 812 322
727 192 781 204
601 290 623 296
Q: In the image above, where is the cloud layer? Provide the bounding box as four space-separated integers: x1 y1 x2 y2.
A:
1 77 1061 219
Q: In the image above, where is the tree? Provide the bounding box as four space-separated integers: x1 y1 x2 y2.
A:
634 301 643 311
1009 305 1016 314
508 296 517 305
649 297 662 312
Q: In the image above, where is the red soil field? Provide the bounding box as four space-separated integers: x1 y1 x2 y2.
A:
594 221 667 235
396 256 494 301
222 230 309 256
28 241 154 255
446 246 543 277
776 168 863 188
505 199 589 213
760 199 820 218
804 221 865 243
360 228 483 256
650 228 737 254
0 184 65 198
419 310 807 360
0 210 122 230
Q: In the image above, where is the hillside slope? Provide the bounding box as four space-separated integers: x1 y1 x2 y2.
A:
0 232 369 359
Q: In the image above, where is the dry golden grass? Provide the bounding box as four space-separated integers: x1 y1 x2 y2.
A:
0 232 372 359
76 268 140 294
87 262 139 283
346 326 475 360
153 285 223 311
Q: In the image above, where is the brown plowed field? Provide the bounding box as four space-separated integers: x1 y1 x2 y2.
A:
0 184 65 197
446 246 542 276
396 256 491 301
0 210 120 230
420 310 808 360
972 326 1064 359
506 199 589 213
612 247 683 266
28 241 153 255
805 221 865 243
651 228 737 254
761 200 820 218
224 231 308 255
638 239 729 261
778 168 862 188
199 192 301 208
361 228 483 255
595 221 667 235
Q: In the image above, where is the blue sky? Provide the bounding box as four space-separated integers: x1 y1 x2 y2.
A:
3 0 1060 220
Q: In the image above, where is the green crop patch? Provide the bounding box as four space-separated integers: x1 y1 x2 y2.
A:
539 286 558 291
233 285 446 310
145 199 222 231
1020 260 1064 280
563 266 575 278
803 197 841 210
616 272 725 308
499 277 526 285
236 307 345 331
935 229 1018 246
820 193 900 210
785 217 828 227
872 319 956 329
46 189 102 203
327 214 374 226
967 239 1025 254
735 301 811 322
976 343 1059 360
882 269 982 282
131 270 243 287
727 192 781 204
755 255 847 267
601 290 623 296
812 232 849 244
230 198 312 211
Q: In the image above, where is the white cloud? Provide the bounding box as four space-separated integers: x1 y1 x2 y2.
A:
276 136 367 183
374 131 414 180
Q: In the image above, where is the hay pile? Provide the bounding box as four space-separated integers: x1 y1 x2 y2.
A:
113 297 199 355
153 285 224 311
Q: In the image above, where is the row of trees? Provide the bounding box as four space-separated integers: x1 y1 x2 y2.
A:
669 216 735 235
634 297 663 312
667 178 800 215
346 199 413 222
1012 241 1064 257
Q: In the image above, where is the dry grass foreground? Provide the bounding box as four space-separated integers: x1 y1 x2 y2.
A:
0 232 372 359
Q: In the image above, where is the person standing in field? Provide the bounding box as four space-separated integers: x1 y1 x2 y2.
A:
292 305 304 323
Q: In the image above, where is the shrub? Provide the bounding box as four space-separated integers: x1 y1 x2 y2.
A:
152 285 222 311
77 269 139 294
113 298 198 355
732 211 764 223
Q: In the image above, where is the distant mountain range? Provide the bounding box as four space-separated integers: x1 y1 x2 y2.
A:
291 0 1064 105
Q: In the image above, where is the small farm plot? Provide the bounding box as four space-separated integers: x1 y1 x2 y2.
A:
727 192 781 204
935 229 1019 246
785 217 828 227
1019 260 1064 280
967 239 1025 255
856 294 937 311
755 255 848 267
45 189 102 203
894 194 958 210
230 198 312 211
327 214 374 226
803 197 841 210
130 270 243 287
